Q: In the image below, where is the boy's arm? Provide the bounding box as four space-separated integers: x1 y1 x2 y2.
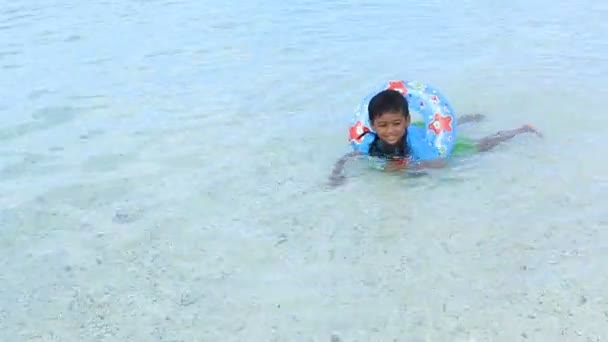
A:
328 151 359 187
408 158 448 170
406 138 449 170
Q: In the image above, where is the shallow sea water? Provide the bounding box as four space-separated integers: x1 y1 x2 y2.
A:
1 0 608 341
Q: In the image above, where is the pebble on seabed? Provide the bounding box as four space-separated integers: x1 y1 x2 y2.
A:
112 207 143 224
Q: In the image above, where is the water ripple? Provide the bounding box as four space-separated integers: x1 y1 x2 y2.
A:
0 106 77 142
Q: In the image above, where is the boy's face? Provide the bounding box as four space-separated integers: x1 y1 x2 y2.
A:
371 111 410 145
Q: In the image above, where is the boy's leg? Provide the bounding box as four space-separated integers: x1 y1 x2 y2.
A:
458 113 485 124
476 124 542 152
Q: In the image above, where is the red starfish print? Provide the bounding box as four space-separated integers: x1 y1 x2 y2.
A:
387 81 407 94
428 113 453 134
349 121 370 142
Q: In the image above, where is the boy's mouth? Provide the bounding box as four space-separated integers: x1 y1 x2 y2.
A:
384 136 400 144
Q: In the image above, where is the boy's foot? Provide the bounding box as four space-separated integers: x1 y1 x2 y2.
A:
522 124 543 138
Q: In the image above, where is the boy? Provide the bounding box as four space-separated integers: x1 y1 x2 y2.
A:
328 89 541 186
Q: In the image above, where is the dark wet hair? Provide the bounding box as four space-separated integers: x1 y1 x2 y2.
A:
368 89 410 123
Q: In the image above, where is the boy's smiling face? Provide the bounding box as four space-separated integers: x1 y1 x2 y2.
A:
371 111 410 145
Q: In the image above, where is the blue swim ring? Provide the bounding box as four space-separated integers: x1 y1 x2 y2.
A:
348 80 458 158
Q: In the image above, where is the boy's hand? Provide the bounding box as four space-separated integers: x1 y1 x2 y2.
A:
523 124 543 138
384 158 408 172
327 151 360 188
328 174 346 187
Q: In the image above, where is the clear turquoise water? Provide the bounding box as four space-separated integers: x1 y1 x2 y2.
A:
2 1 608 340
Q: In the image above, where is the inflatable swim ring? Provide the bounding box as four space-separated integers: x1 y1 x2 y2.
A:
348 80 458 159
